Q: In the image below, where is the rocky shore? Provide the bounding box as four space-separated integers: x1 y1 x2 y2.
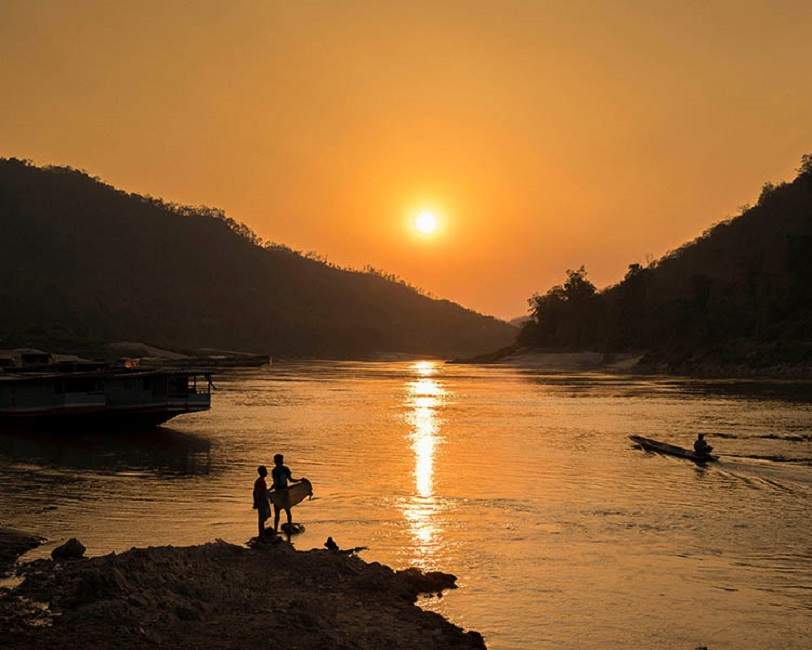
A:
0 527 42 577
0 530 485 649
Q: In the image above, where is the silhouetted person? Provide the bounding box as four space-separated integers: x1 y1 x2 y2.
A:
253 465 272 539
271 453 301 533
323 536 367 555
693 433 713 458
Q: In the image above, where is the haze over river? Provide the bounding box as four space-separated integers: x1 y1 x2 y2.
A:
2 362 811 649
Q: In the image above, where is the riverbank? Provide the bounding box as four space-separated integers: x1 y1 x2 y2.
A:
450 344 812 378
449 346 643 372
0 530 485 649
635 342 812 379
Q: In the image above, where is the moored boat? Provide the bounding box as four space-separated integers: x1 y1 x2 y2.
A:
0 366 212 430
629 435 719 463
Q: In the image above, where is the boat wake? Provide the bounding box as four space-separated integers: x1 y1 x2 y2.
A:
723 453 812 466
713 432 812 442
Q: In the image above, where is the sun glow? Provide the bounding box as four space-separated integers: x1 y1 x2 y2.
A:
414 210 438 235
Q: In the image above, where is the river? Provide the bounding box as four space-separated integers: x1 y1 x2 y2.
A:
1 361 811 648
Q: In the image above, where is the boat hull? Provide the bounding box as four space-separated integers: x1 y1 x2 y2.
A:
629 435 719 463
0 368 211 431
0 405 207 431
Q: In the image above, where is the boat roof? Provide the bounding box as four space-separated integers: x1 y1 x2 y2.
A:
0 367 213 383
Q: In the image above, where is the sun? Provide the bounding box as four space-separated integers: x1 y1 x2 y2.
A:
415 210 438 235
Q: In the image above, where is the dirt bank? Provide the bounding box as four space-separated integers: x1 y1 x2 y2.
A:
450 346 643 372
452 344 812 379
635 346 812 379
0 536 485 649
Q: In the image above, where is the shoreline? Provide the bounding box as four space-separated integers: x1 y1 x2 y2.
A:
0 529 486 649
449 347 645 372
450 346 812 379
0 527 42 578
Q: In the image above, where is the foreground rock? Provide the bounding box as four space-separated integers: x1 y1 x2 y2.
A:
0 527 42 576
50 537 86 561
1 538 486 649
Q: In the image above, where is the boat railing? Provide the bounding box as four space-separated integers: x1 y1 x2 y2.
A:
60 392 107 407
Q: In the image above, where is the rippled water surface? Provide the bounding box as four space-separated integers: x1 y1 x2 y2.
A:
2 362 811 648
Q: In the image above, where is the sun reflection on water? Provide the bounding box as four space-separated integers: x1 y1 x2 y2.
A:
413 405 436 497
403 361 446 566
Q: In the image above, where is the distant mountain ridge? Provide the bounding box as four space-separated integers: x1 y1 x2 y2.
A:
0 159 515 358
516 155 812 375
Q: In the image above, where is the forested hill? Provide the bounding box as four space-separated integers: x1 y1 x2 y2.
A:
0 159 515 358
519 156 812 372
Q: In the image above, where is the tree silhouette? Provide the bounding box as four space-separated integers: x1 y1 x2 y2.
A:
519 155 812 371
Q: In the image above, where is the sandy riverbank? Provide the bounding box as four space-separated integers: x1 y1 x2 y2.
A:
451 344 812 378
0 530 485 649
450 346 643 372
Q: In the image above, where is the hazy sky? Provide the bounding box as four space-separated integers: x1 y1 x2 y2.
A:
2 1 811 319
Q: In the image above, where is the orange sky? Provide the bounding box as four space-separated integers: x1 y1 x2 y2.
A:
2 1 811 319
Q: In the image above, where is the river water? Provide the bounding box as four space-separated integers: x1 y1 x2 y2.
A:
1 361 811 648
